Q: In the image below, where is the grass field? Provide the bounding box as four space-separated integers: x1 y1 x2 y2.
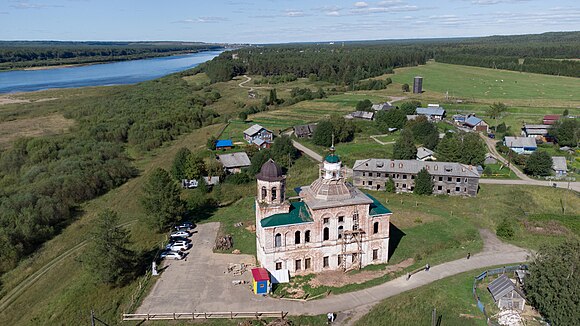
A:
0 113 74 148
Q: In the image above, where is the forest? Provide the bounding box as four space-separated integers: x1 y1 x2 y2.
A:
0 41 223 70
198 31 580 81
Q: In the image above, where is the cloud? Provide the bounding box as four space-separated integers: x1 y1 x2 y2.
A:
354 1 369 7
285 9 307 17
175 17 229 24
350 1 420 14
469 0 531 5
10 1 64 9
327 11 341 16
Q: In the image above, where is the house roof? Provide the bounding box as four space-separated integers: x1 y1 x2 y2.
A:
552 156 567 171
217 152 251 168
465 116 483 127
453 114 467 121
416 146 435 160
216 139 233 147
505 137 537 148
371 103 394 111
368 194 392 216
260 201 313 228
253 138 266 146
543 115 560 120
523 124 550 129
487 274 524 302
353 159 479 177
251 268 270 282
293 124 311 136
243 124 266 136
351 111 374 119
416 107 445 116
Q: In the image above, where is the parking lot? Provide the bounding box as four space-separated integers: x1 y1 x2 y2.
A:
137 222 261 313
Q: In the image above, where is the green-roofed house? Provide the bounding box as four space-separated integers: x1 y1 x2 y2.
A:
255 149 393 276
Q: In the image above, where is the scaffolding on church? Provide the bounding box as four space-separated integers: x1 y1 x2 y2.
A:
340 209 364 272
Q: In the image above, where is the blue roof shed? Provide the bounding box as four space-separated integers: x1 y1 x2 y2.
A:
216 139 233 148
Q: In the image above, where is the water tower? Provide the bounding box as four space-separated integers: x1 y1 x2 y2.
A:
413 76 423 94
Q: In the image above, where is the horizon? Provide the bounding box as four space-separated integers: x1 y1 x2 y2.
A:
2 0 579 43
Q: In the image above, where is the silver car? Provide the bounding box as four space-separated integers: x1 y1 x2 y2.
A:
160 250 185 260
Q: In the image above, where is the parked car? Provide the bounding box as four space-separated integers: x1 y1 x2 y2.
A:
176 221 195 230
166 241 191 251
169 236 191 243
170 230 191 238
160 250 185 260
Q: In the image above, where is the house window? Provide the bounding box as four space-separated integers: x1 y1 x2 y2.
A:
323 227 329 241
323 256 329 268
271 187 277 201
261 186 267 200
295 259 301 271
368 181 373 186
438 176 443 182
338 254 342 266
465 178 468 183
323 218 329 224
456 177 461 183
276 262 282 270
402 184 407 189
456 186 460 192
411 175 415 179
373 249 378 260
403 174 407 179
295 231 301 244
274 233 282 247
369 172 373 177
338 216 344 223
362 172 366 176
362 181 365 185
437 185 442 191
305 230 311 243
338 226 344 239
373 221 379 234
305 258 311 270
447 177 452 182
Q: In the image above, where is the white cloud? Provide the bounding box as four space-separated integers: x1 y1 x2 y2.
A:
175 17 228 24
10 1 63 9
327 11 341 16
354 2 369 7
285 10 307 17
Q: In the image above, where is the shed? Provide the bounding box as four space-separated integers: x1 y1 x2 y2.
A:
416 107 445 121
464 116 489 132
351 111 374 120
504 136 537 154
543 114 560 125
552 156 567 177
251 268 271 294
416 147 436 161
215 139 233 150
218 152 251 173
487 274 526 311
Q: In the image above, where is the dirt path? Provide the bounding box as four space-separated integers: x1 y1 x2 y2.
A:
369 134 396 145
292 139 323 162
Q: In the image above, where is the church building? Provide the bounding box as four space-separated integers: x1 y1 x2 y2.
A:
255 147 392 275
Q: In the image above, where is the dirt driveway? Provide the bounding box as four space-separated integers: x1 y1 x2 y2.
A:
137 222 256 313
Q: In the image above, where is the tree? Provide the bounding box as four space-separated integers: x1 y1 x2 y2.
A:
393 129 417 160
385 177 395 193
562 108 569 117
551 118 578 147
206 135 217 150
525 239 580 326
184 154 206 179
414 168 433 195
406 116 439 150
401 83 410 92
268 88 278 105
399 101 421 115
238 111 248 121
271 135 299 167
205 159 224 179
330 114 355 143
459 133 486 166
141 168 185 231
312 120 334 147
248 149 272 175
356 99 373 111
376 108 407 131
436 133 461 162
171 147 192 181
83 209 135 286
487 102 507 119
496 122 507 134
524 151 553 176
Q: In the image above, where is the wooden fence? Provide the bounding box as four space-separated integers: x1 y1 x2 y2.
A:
122 311 287 321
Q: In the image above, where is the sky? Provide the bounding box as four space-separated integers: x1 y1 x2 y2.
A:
0 0 579 43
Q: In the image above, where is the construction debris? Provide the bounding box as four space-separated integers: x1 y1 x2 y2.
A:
215 234 233 250
495 309 523 326
232 249 241 254
267 318 292 326
227 263 254 275
234 222 244 227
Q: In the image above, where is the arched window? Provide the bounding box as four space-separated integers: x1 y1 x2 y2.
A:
274 233 282 247
323 227 329 241
373 221 379 234
338 226 344 239
261 186 267 200
352 212 359 231
271 187 277 201
304 230 311 243
295 231 301 244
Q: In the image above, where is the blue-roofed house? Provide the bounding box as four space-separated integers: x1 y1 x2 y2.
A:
416 106 445 121
255 152 393 276
215 139 233 150
464 116 489 132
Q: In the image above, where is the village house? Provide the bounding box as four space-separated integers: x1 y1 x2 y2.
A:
293 123 317 138
452 114 467 125
552 156 567 177
504 136 537 154
346 111 374 120
543 114 560 125
371 103 394 111
464 116 489 132
415 105 445 121
243 124 273 148
522 124 550 141
487 274 526 311
352 159 480 196
217 152 251 174
255 150 392 275
416 147 436 161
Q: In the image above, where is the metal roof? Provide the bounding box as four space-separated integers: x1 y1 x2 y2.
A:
253 138 266 146
552 156 567 171
487 274 524 302
293 124 311 137
465 116 483 126
260 201 313 228
353 159 479 177
216 139 233 147
524 124 550 129
217 152 251 168
243 124 265 136
251 268 270 282
504 136 537 148
368 194 392 216
351 111 374 119
416 147 435 160
416 107 445 116
371 103 394 111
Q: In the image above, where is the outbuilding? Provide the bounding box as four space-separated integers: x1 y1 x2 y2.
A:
487 274 526 311
251 268 271 294
215 139 233 150
552 156 567 177
218 152 251 173
504 136 537 154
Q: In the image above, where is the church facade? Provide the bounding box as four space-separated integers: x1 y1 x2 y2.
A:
255 149 392 275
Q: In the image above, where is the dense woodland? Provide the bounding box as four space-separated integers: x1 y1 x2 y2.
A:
0 41 222 70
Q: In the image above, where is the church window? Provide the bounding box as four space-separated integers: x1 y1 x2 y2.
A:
323 227 329 241
305 230 311 242
373 221 379 234
295 259 301 271
305 258 311 269
261 186 267 200
323 256 329 268
338 216 344 223
323 218 329 224
271 187 277 201
373 249 379 260
295 231 301 244
338 254 342 266
352 212 359 230
274 233 282 247
338 226 344 239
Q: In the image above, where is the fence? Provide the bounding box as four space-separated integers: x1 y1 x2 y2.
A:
472 264 528 326
122 311 287 321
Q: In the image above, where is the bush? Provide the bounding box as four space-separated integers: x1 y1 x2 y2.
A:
225 172 251 185
496 219 515 239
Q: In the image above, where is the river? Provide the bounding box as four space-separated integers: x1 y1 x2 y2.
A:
0 50 223 94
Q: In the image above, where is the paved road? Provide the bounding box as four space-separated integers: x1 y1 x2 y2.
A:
137 226 530 320
292 139 323 162
479 133 529 180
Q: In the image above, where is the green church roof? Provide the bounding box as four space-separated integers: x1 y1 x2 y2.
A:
260 201 313 228
367 194 392 216
325 154 340 163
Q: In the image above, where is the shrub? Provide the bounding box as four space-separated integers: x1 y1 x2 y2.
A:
496 219 515 239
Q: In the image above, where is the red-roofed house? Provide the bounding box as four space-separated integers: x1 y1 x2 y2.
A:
543 115 560 125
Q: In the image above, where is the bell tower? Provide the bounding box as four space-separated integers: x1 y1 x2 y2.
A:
255 159 290 220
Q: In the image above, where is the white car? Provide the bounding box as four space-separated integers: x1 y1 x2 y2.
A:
160 250 185 260
170 230 191 238
166 241 191 252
